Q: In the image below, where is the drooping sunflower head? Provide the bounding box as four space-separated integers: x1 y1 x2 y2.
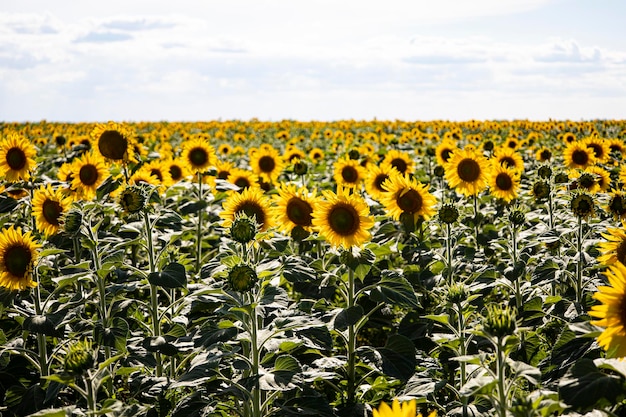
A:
488 165 520 203
0 226 40 291
589 261 626 357
64 340 94 375
0 132 37 182
570 191 595 220
312 186 375 249
272 183 318 234
230 212 259 244
118 184 149 215
220 186 273 232
438 203 459 224
531 180 551 201
250 145 284 184
563 141 596 170
606 191 626 221
443 147 491 197
181 137 217 174
32 184 73 237
90 121 137 163
380 172 437 223
227 264 258 293
333 157 365 189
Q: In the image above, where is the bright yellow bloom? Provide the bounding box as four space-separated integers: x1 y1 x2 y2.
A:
590 262 626 357
0 132 37 182
373 399 436 417
0 226 40 291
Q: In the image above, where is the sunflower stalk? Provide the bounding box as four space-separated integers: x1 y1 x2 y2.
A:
446 222 453 285
511 223 522 310
33 268 49 378
575 216 585 307
195 172 203 274
143 210 163 377
346 266 357 405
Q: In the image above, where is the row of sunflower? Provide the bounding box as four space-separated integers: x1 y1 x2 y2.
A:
0 119 626 416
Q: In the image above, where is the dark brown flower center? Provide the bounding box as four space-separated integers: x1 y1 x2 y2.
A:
441 149 453 162
169 165 183 181
217 170 230 180
150 169 163 182
495 173 513 191
540 150 552 160
98 130 128 160
341 166 359 183
328 204 360 236
258 155 276 173
6 148 26 171
390 158 408 174
42 199 62 226
397 189 423 213
500 156 516 168
374 174 389 191
616 240 626 264
234 177 251 189
457 158 481 182
237 202 265 228
609 195 626 216
79 164 99 186
4 245 32 278
286 197 313 226
189 147 209 167
572 149 589 165
587 143 604 159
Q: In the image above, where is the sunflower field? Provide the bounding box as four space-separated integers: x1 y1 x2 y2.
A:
1 119 626 417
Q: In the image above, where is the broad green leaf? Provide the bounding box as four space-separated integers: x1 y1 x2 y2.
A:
375 334 417 381
369 270 419 308
148 262 187 289
27 406 75 417
334 306 364 331
281 256 317 283
559 358 623 409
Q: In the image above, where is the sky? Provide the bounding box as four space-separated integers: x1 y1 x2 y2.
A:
1 0 625 122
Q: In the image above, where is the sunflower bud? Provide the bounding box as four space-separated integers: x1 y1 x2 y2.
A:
531 180 550 200
508 208 525 226
291 225 310 242
118 184 148 214
61 207 83 237
64 340 94 375
227 264 258 292
570 191 595 219
537 165 552 179
433 165 445 178
438 203 459 224
230 213 258 244
482 140 495 152
483 304 516 338
293 160 308 176
447 283 468 304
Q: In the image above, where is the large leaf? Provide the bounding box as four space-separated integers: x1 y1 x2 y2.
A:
94 317 129 351
281 256 317 283
148 262 187 289
559 358 623 409
334 306 364 331
259 355 302 391
376 334 417 381
369 270 419 308
26 407 76 417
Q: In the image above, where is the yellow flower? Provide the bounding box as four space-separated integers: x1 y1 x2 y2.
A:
181 137 217 174
90 121 137 163
598 223 626 266
227 168 260 192
333 157 366 189
0 132 37 182
220 186 273 232
249 145 284 183
380 172 437 222
381 149 414 176
435 139 458 167
70 152 109 200
312 186 374 249
444 147 491 197
365 164 399 203
32 184 73 237
491 146 524 173
373 399 436 417
563 141 596 170
0 226 40 291
590 262 626 357
583 136 611 164
488 165 520 203
272 183 319 233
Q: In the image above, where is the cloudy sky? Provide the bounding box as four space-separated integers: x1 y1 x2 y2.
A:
1 0 625 122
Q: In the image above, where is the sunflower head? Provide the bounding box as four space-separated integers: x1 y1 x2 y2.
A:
32 184 73 237
438 203 459 224
589 262 626 357
0 226 40 291
293 159 308 176
230 212 258 244
61 206 83 237
607 192 626 220
538 165 552 179
443 147 491 197
570 191 595 220
447 283 468 304
0 132 37 182
531 180 550 201
182 138 218 174
372 398 436 417
508 207 526 226
483 304 517 339
433 165 445 178
64 340 94 375
90 121 137 163
118 184 149 215
227 264 258 293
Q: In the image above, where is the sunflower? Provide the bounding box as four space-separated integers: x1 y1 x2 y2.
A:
491 146 524 173
563 141 596 170
309 147 325 163
443 147 491 197
598 224 626 266
570 191 595 220
32 184 73 237
333 157 366 189
583 136 611 164
0 132 37 182
283 147 306 164
227 168 260 192
70 152 109 200
435 139 458 167
589 262 626 357
535 147 553 162
373 399 436 417
90 121 137 163
215 159 234 180
220 186 273 232
488 165 520 203
0 226 40 291
606 191 626 221
143 160 173 188
381 149 414 175
249 145 284 183
164 158 189 183
380 172 436 223
181 137 217 174
365 164 398 202
585 166 611 192
312 186 374 249
608 138 625 160
272 183 319 233
217 143 233 157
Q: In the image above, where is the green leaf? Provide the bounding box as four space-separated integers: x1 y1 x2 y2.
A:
334 306 364 331
96 176 122 200
148 262 187 289
281 256 317 283
259 355 302 391
38 248 66 258
375 334 417 381
424 314 450 327
559 358 623 409
94 317 129 351
26 406 76 417
155 209 183 231
369 270 419 308
42 374 75 387
0 195 18 213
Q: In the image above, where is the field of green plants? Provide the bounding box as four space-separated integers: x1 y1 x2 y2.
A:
1 119 625 417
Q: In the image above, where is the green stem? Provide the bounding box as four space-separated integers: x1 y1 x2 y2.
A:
33 276 49 378
196 172 203 274
496 337 508 417
250 294 261 417
512 225 522 309
473 194 479 246
85 370 97 414
446 222 453 285
144 211 163 377
547 189 554 229
456 302 466 388
346 267 357 405
576 216 584 307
